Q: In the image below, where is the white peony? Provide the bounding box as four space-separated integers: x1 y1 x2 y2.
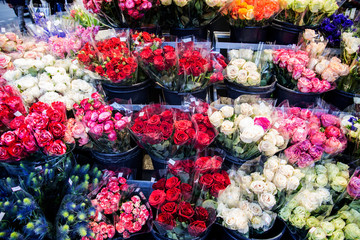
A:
54 83 67 93
220 105 235 118
52 74 71 85
22 86 41 104
38 78 55 91
33 60 45 70
45 66 66 76
41 55 56 66
15 75 38 90
209 111 224 128
259 193 276 210
71 79 95 93
13 58 32 70
273 174 287 191
238 117 254 132
221 120 235 135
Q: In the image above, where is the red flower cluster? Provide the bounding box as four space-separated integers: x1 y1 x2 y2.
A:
191 113 216 149
131 31 163 48
199 170 231 197
194 156 223 174
0 85 26 128
77 37 138 83
179 50 208 77
139 45 176 72
209 53 227 83
168 159 194 176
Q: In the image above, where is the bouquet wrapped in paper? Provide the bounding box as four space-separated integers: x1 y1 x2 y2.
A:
66 3 104 27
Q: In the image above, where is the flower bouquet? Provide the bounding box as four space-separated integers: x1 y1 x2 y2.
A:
66 3 104 28
319 13 354 47
208 100 287 165
341 114 360 159
221 0 280 42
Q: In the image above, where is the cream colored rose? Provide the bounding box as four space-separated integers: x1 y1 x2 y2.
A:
228 49 240 60
243 61 258 72
261 49 273 62
251 172 265 181
263 169 275 182
174 0 188 7
241 175 252 189
286 176 300 191
263 131 277 145
234 115 245 128
249 203 263 216
293 169 305 179
321 68 338 83
250 180 266 194
247 71 261 86
233 210 250 234
240 125 264 143
238 117 254 132
238 49 254 61
261 212 273 228
259 193 276 210
277 165 294 178
236 69 248 85
315 59 330 74
264 156 280 171
259 141 278 156
221 120 235 135
273 174 287 191
226 65 239 81
230 58 246 68
209 111 224 128
239 103 254 116
251 216 264 230
238 200 250 211
308 58 319 70
329 58 349 77
275 135 285 147
205 0 220 7
220 106 235 118
265 181 277 195
303 29 316 41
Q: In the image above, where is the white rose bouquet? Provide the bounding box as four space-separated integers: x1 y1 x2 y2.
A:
3 55 96 110
208 101 287 160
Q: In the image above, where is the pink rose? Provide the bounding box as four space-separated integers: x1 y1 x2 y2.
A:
297 77 313 93
114 112 123 120
0 54 11 69
292 127 308 143
324 137 342 154
310 78 322 92
78 136 89 146
292 64 304 80
90 124 104 136
98 112 111 123
320 114 340 128
347 171 360 199
324 126 341 138
0 131 16 146
285 144 302 164
310 131 326 145
108 131 117 141
319 80 331 93
115 119 128 130
5 32 17 41
103 120 114 133
302 68 316 79
23 51 38 59
3 41 17 52
72 122 86 138
254 117 271 130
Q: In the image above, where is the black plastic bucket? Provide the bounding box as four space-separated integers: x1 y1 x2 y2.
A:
323 88 359 110
230 25 269 43
162 87 208 105
151 227 210 240
92 145 144 174
225 79 276 99
101 79 152 104
148 153 168 170
269 20 316 45
275 83 321 107
170 27 209 40
223 150 261 168
223 218 286 240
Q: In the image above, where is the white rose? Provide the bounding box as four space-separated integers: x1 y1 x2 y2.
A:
217 202 228 217
250 180 266 194
52 74 71 85
293 169 305 180
33 59 45 70
261 49 273 62
315 59 330 75
234 115 245 127
55 83 68 93
39 92 63 105
173 0 188 7
261 212 273 228
277 165 294 178
263 169 275 182
275 135 285 147
55 59 72 71
316 187 331 203
239 103 253 116
38 78 55 91
303 29 316 41
262 133 277 145
238 117 254 132
238 200 250 212
221 120 235 135
264 156 280 171
218 186 241 208
238 49 254 61
308 58 319 70
273 174 287 191
300 191 321 212
242 61 258 72
286 176 300 191
236 69 248 85
226 65 240 81
15 75 37 90
230 58 246 68
259 193 276 210
45 66 66 76
209 111 224 128
71 79 95 93
228 49 240 60
240 125 264 143
259 141 277 155
265 181 277 195
249 203 262 216
241 175 252 189
233 209 249 234
251 216 264 230
41 55 56 66
251 172 265 181
247 71 261 86
2 69 22 81
62 97 75 111
252 102 273 117
220 106 235 118
160 0 172 5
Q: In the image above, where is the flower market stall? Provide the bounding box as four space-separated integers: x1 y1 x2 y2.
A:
0 1 359 240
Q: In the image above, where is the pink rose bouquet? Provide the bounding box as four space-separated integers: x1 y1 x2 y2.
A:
0 32 23 53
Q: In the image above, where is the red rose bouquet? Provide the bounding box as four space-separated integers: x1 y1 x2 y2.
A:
73 92 132 153
131 31 163 50
77 37 139 85
89 171 152 239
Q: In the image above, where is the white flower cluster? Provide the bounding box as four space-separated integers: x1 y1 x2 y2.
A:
217 169 277 235
342 32 360 55
3 55 96 110
259 129 286 156
226 59 261 86
308 56 349 83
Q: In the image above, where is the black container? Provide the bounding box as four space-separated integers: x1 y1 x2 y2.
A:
102 80 152 104
225 79 276 99
223 149 261 168
230 25 269 43
170 27 209 40
92 145 144 175
323 88 359 110
148 153 168 170
223 218 286 240
134 25 162 35
269 20 316 45
162 87 208 105
151 227 210 240
275 83 321 107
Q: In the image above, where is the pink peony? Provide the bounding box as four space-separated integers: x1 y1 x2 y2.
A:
292 127 308 143
324 137 342 154
297 153 314 168
310 131 327 145
308 145 324 160
320 114 340 128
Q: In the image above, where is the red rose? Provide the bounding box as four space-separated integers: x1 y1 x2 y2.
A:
206 129 215 141
140 48 153 61
161 202 177 215
0 146 10 160
157 212 176 230
49 122 66 139
47 108 66 123
160 122 173 139
169 161 183 176
165 177 180 189
178 202 194 222
153 55 165 67
324 126 341 138
35 130 53 147
188 221 207 237
25 113 49 130
174 130 189 145
131 121 145 134
9 116 25 130
210 182 226 197
146 124 160 134
220 170 231 187
152 178 166 190
8 142 24 158
4 96 25 113
192 113 204 124
203 116 213 128
29 102 50 114
185 128 196 140
22 135 38 153
166 187 181 202
195 156 223 173
148 115 161 125
196 132 211 147
14 126 30 140
0 131 16 146
160 110 173 122
180 183 193 201
163 46 175 53
194 206 209 222
149 190 166 209
45 140 67 156
154 49 163 56
197 124 208 133
199 174 213 189
181 159 194 173
175 120 192 131
212 172 225 184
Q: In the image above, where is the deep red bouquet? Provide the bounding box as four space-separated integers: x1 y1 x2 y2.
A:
77 37 138 84
131 31 163 49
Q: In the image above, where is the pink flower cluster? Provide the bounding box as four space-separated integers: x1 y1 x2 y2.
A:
74 25 100 46
73 92 130 142
82 0 102 14
88 221 116 240
119 0 153 20
49 36 82 59
273 49 332 93
347 170 360 199
281 109 347 168
64 118 89 146
115 195 150 238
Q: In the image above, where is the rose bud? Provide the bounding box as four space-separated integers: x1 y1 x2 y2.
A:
93 100 102 109
108 131 117 141
103 120 114 133
80 98 89 108
98 112 111 123
115 119 127 131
